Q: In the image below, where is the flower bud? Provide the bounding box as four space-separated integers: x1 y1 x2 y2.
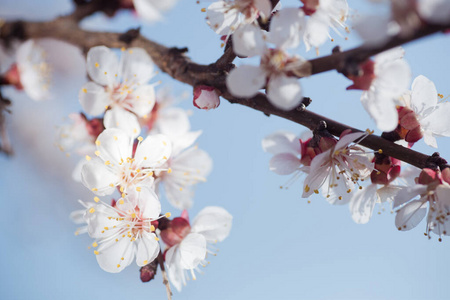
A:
160 217 191 247
346 60 375 91
193 85 220 110
370 154 401 185
140 258 158 282
395 106 423 143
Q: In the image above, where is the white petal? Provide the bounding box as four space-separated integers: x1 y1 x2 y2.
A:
395 199 427 231
353 14 391 46
178 233 207 269
361 90 398 132
191 206 233 243
377 185 401 203
135 231 160 266
232 23 266 57
86 46 119 87
417 0 450 24
134 134 172 168
335 132 365 151
129 85 156 117
254 0 272 20
267 74 302 110
170 130 202 156
393 185 427 209
302 151 331 198
164 183 194 210
81 158 119 196
79 81 109 116
206 1 240 35
104 108 141 140
133 0 163 22
96 128 133 164
85 204 121 238
303 13 330 51
269 8 305 49
227 65 266 98
375 59 411 96
165 246 184 292
411 75 438 115
349 184 378 224
374 47 405 65
423 130 438 148
421 102 450 136
269 153 301 175
155 108 191 138
136 188 161 219
120 48 154 84
96 235 136 273
261 131 300 155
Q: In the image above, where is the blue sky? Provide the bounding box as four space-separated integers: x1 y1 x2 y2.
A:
1 1 450 299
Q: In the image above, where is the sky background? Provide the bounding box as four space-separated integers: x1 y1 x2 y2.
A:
1 1 450 299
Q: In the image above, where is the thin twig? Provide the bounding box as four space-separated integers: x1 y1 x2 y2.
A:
157 251 172 300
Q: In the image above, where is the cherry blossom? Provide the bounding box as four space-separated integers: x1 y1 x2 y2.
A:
417 0 450 25
81 128 171 196
2 40 52 101
347 47 411 132
120 0 178 22
302 131 373 204
227 8 309 110
301 0 349 52
206 0 272 37
75 189 163 273
397 75 450 148
156 135 213 210
163 207 232 292
394 168 450 240
79 46 156 138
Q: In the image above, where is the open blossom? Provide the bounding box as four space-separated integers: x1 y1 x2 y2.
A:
397 75 450 148
2 40 52 101
156 133 213 210
121 0 178 23
302 131 373 204
81 128 171 196
394 168 450 240
163 207 232 292
206 0 272 37
417 0 450 25
74 189 162 273
79 46 156 138
301 0 349 51
347 47 411 132
227 8 309 110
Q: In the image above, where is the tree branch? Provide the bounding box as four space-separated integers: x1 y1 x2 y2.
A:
157 251 172 300
1 15 447 169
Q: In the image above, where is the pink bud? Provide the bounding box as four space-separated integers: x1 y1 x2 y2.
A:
140 259 158 282
346 60 376 91
193 85 220 110
160 217 191 247
2 64 23 90
418 168 441 185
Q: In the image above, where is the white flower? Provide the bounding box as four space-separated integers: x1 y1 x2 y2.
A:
75 189 162 273
302 132 373 204
227 8 308 110
394 182 450 240
399 75 450 148
131 0 178 23
81 128 171 196
358 47 411 132
302 0 349 51
206 0 272 37
157 138 213 210
15 40 52 101
79 46 156 138
165 207 232 292
417 0 450 25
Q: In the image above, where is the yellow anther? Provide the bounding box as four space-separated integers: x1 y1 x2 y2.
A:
95 62 99 68
119 199 124 205
137 136 143 142
120 186 124 192
136 187 142 192
82 88 87 93
104 71 107 75
85 155 91 161
94 250 99 255
150 225 155 231
92 242 98 248
143 260 148 264
136 169 141 173
179 187 183 191
121 47 126 51
74 231 79 236
378 149 383 154
154 237 160 241
148 171 154 177
94 197 100 203
168 168 172 174
201 8 206 12
128 50 133 54
131 213 136 218
95 150 100 156
347 189 351 193
338 196 343 200
117 264 121 268
314 189 319 194
163 156 168 160
105 161 110 165
121 257 124 261
143 157 147 160
121 193 126 198
109 183 114 187
95 140 101 146
89 207 95 213
104 227 109 230
163 141 167 146
114 136 118 141
165 212 171 218
304 185 310 193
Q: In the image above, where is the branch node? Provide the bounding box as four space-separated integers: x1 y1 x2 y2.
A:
118 27 141 45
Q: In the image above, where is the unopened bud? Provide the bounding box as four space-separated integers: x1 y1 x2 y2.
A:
140 258 158 282
160 217 191 247
193 85 220 110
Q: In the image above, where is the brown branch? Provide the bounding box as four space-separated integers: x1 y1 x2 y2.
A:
0 16 448 169
157 251 172 300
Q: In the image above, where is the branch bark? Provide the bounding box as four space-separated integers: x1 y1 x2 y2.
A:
157 251 172 300
1 14 448 169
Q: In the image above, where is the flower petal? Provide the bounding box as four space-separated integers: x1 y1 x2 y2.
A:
262 131 300 155
232 23 266 57
178 233 207 269
267 74 302 110
269 153 301 175
395 199 427 231
81 158 119 196
227 65 266 98
120 48 154 84
129 84 156 117
135 231 160 267
104 108 141 140
269 7 305 49
134 134 172 168
191 206 233 243
79 81 109 116
96 128 133 164
349 184 378 224
96 235 136 273
86 46 119 87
